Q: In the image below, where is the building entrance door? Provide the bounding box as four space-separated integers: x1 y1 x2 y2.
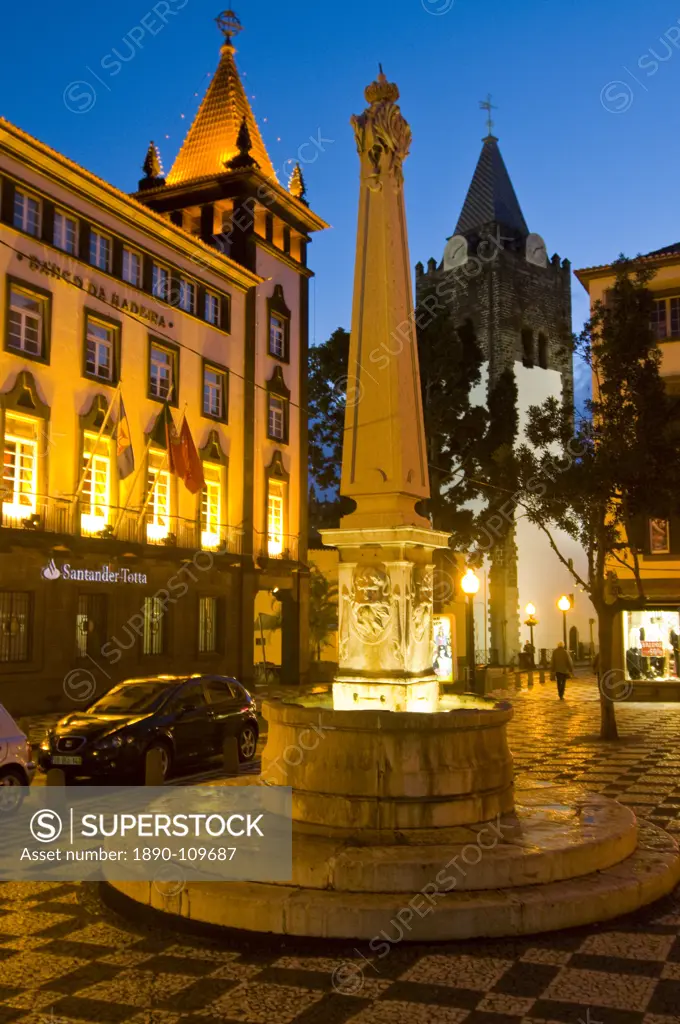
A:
76 594 108 661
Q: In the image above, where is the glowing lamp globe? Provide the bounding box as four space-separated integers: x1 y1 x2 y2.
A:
557 595 571 612
525 602 536 617
461 568 480 596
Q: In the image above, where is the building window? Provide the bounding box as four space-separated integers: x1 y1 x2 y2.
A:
85 316 116 382
2 415 38 525
80 433 111 536
178 278 196 314
76 594 106 659
13 190 40 237
203 365 227 421
149 343 174 401
267 480 285 557
7 284 47 358
152 264 169 301
650 518 670 554
0 591 31 663
53 210 78 254
201 464 222 550
521 328 534 368
268 395 286 441
122 247 142 287
143 595 166 655
624 608 680 681
198 596 218 653
538 333 548 370
205 291 221 327
269 313 286 358
89 229 112 272
671 299 680 338
650 297 680 340
147 449 171 543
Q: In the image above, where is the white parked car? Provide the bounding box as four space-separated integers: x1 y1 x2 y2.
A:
0 705 35 786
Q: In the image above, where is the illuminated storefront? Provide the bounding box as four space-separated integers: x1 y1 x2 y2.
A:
433 613 455 683
623 608 680 681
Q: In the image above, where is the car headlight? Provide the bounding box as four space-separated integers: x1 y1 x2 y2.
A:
95 734 125 750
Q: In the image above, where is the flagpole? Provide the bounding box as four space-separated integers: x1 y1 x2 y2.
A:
114 434 154 534
73 383 122 501
135 389 177 526
136 447 170 525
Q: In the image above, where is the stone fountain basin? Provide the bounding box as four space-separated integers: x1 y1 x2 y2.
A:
260 694 515 830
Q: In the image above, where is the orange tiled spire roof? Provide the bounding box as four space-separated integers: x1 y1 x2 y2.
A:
167 10 275 185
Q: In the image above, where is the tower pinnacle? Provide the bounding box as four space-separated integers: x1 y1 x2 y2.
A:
216 8 243 48
479 93 497 138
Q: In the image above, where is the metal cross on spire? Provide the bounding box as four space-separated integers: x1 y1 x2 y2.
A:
479 93 497 137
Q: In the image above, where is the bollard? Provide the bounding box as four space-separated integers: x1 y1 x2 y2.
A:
222 736 239 775
46 768 65 786
145 748 165 786
539 670 546 685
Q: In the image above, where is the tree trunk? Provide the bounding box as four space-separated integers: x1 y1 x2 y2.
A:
597 608 619 741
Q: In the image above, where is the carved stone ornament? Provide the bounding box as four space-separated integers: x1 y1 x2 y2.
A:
411 565 434 645
351 71 412 190
349 567 393 645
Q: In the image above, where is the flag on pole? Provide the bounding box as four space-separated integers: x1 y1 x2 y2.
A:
173 416 205 494
116 397 135 480
149 403 178 465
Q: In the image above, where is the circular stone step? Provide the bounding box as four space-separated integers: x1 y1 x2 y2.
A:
283 785 638 892
106 817 680 941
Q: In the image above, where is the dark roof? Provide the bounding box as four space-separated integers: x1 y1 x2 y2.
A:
643 242 680 258
455 136 528 238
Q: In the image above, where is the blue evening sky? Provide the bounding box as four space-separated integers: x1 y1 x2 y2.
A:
3 0 680 402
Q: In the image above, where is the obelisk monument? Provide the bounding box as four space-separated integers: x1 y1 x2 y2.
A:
322 69 450 712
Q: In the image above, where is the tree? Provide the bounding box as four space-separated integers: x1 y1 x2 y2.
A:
308 566 338 662
515 259 680 739
415 279 487 540
308 327 349 497
307 292 488 541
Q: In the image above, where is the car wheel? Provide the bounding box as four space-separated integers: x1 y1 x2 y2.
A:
144 742 172 782
237 725 258 763
0 767 25 786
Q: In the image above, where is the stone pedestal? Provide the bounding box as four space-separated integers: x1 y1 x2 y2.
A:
262 695 514 830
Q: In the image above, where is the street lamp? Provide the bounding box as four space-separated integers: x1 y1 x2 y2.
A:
524 602 538 666
461 569 480 692
557 594 572 648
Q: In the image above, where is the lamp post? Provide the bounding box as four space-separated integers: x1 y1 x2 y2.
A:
524 602 538 667
558 594 572 648
461 569 480 692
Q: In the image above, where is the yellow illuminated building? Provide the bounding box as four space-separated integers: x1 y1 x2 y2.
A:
577 245 680 694
0 11 327 713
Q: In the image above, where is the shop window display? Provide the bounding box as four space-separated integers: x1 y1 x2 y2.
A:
624 609 680 680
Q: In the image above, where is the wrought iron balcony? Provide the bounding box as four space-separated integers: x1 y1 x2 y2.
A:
0 495 244 555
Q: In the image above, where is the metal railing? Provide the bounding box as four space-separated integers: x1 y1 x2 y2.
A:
255 532 299 562
0 495 244 555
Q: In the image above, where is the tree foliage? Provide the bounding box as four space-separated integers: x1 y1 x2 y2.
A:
415 278 487 540
515 259 680 738
307 288 488 541
308 566 339 661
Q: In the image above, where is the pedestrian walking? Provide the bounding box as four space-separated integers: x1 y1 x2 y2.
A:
550 641 574 700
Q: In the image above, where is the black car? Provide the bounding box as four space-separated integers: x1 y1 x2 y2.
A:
38 674 259 782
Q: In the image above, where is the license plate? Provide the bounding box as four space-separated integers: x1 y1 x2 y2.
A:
52 756 82 766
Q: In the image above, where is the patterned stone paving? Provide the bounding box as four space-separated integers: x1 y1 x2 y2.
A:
4 674 680 1023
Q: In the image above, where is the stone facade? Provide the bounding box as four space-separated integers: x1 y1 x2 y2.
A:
416 136 573 663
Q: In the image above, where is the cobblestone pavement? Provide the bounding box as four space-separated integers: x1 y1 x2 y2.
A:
4 673 680 1023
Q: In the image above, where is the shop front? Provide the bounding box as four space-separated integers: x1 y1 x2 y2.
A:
623 607 680 682
0 540 249 717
